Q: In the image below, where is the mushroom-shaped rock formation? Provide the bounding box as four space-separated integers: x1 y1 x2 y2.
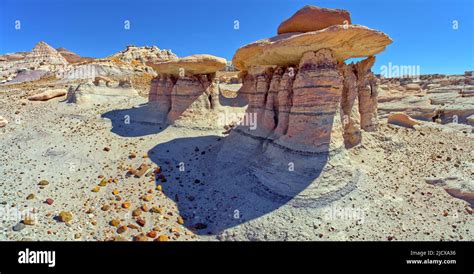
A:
233 25 391 71
232 5 392 152
148 54 236 128
150 54 226 76
277 5 351 34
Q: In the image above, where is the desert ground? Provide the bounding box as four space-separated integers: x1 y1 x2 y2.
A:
0 76 472 241
0 5 472 241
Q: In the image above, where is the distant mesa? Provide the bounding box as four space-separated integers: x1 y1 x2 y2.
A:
0 41 71 84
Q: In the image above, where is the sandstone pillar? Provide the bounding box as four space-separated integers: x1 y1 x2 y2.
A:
355 56 378 131
149 75 173 123
279 49 343 151
272 67 296 138
167 75 206 123
340 63 361 147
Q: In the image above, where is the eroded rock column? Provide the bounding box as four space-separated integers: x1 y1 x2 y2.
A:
355 56 378 131
149 75 174 123
167 74 210 123
279 49 343 151
272 67 296 138
340 63 361 148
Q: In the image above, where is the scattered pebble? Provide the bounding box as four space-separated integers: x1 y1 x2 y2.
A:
58 211 73 223
13 222 26 232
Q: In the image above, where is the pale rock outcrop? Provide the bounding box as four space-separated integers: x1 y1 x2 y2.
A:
67 80 139 104
388 112 423 128
378 74 474 125
339 63 361 148
28 89 67 101
109 45 177 65
355 56 378 131
277 5 351 34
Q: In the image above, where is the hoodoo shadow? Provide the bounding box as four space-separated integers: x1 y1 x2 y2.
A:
147 132 332 236
101 102 168 137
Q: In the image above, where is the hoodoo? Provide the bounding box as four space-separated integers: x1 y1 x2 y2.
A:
148 54 229 128
232 5 392 151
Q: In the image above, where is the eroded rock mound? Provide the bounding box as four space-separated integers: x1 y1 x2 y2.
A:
108 45 177 65
67 77 139 104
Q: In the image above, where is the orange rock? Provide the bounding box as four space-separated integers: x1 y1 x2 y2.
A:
110 219 120 227
117 226 128 234
134 163 151 178
156 235 169 242
122 201 131 209
278 5 351 34
147 231 157 238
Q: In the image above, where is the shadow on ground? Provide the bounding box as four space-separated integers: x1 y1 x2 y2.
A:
147 133 329 236
101 103 168 137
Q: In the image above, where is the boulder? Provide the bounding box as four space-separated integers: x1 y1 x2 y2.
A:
387 112 423 128
28 89 67 101
405 83 421 91
277 5 351 34
150 54 227 76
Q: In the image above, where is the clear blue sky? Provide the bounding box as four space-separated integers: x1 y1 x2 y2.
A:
0 0 473 74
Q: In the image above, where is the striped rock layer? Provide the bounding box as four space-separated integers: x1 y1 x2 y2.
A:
235 48 378 153
149 73 221 125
